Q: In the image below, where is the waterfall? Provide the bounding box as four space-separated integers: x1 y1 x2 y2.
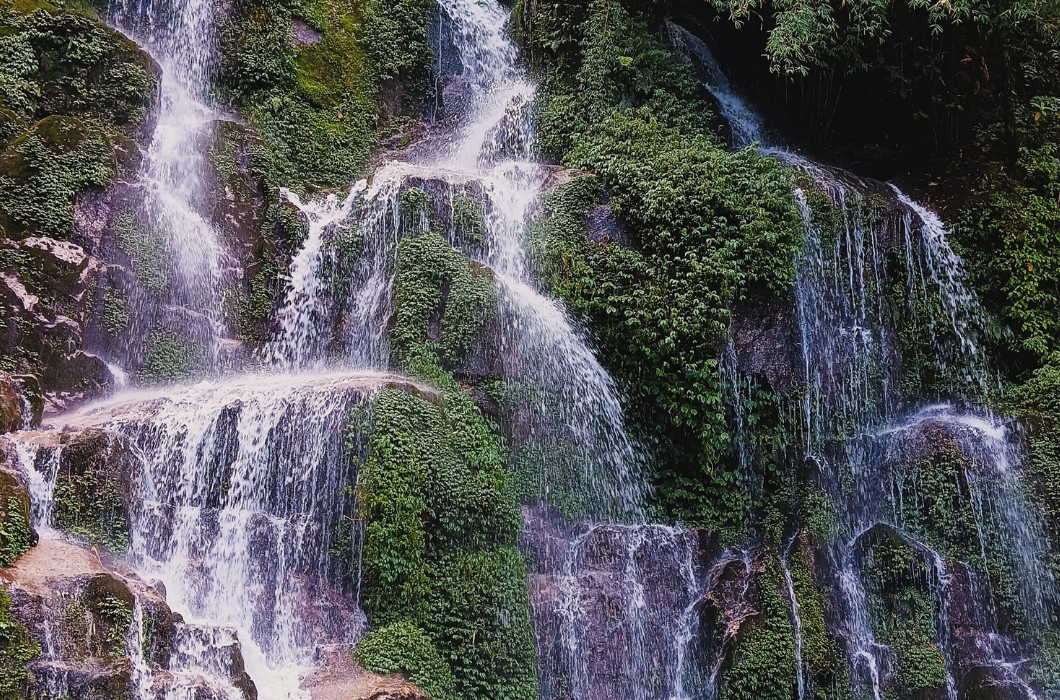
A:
264 184 368 371
110 0 229 368
667 23 766 148
13 373 420 700
524 506 711 700
782 539 807 700
672 22 1053 699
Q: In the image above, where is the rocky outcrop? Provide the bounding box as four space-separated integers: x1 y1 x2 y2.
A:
0 539 173 700
5 428 135 554
0 372 23 433
0 536 267 700
302 646 429 700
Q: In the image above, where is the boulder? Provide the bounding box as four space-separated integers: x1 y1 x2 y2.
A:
302 645 429 700
0 372 23 433
0 538 177 699
20 237 89 292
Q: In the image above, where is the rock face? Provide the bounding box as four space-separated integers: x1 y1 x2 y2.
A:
0 1 162 410
0 539 173 700
302 646 429 700
523 504 729 700
2 427 137 557
0 537 265 700
0 372 24 433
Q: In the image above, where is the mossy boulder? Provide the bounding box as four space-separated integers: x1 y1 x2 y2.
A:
0 374 22 433
0 0 160 131
0 115 115 239
0 538 177 699
50 428 136 553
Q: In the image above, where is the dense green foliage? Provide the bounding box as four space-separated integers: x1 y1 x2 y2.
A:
1007 363 1060 572
954 106 1060 371
357 201 535 700
217 0 434 189
860 532 949 698
721 557 798 700
0 589 37 699
52 432 130 553
0 493 31 569
391 205 497 374
517 0 803 530
355 622 459 700
0 0 157 239
357 389 537 700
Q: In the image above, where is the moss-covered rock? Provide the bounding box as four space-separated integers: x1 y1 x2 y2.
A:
0 115 114 239
358 387 538 700
0 374 22 434
50 428 135 553
0 537 181 699
0 0 159 129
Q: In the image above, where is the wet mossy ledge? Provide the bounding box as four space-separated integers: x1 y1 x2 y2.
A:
348 188 536 700
0 0 159 240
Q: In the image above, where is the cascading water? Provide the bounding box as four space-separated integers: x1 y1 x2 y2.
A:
264 184 367 371
672 22 1054 698
13 373 423 700
110 0 229 369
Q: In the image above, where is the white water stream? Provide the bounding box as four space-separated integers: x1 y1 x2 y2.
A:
111 0 228 366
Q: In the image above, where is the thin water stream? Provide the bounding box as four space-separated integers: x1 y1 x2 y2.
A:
111 0 229 369
672 20 1054 699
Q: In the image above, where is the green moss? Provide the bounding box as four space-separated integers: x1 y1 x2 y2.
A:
0 496 30 568
0 588 38 699
722 556 798 700
115 211 169 294
391 224 497 374
358 387 537 700
53 442 129 554
452 192 485 244
101 289 130 334
355 621 458 700
0 115 113 238
139 328 207 383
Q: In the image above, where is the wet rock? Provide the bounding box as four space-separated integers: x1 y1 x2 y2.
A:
522 504 719 700
20 237 89 292
302 645 429 700
11 428 136 553
291 19 323 45
584 205 628 245
12 374 43 427
0 269 39 314
730 289 801 394
207 120 269 248
0 538 177 697
38 352 115 416
0 372 23 433
170 625 258 700
958 666 1038 700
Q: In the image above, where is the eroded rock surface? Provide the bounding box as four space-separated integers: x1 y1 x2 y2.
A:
302 646 429 700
